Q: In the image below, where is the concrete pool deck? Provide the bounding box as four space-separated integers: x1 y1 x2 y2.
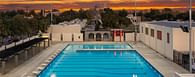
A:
131 42 189 77
0 42 190 77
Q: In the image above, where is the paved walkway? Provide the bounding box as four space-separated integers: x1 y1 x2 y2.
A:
131 42 189 77
0 43 67 77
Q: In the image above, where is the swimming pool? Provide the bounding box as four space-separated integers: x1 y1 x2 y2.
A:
38 44 163 77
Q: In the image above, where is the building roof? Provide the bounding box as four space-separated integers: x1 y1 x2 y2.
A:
148 21 195 28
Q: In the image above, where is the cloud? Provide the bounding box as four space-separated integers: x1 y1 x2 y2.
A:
0 0 194 10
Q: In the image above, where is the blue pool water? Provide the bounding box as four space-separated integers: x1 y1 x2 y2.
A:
38 44 163 77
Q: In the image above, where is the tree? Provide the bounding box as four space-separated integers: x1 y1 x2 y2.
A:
101 8 118 28
160 13 174 20
4 11 18 18
192 11 195 21
160 8 174 20
100 8 131 29
143 9 161 21
118 9 128 17
11 15 31 36
176 12 188 21
162 8 172 14
118 9 131 27
0 9 51 43
149 9 161 20
0 18 3 36
78 9 87 20
59 9 79 22
17 10 25 15
29 10 37 16
1 16 12 37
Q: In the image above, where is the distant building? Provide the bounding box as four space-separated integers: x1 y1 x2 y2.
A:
140 21 195 70
126 14 141 25
140 21 195 60
48 19 85 42
52 9 60 16
24 14 34 19
40 9 46 17
41 9 60 17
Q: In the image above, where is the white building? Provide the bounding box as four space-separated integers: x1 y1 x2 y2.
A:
48 23 84 42
140 21 195 61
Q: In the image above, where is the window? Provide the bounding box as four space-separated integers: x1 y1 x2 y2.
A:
145 27 148 35
151 29 154 37
157 30 162 40
167 33 170 43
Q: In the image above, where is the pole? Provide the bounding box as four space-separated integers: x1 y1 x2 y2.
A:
50 0 53 43
134 0 137 43
50 2 53 25
189 0 193 73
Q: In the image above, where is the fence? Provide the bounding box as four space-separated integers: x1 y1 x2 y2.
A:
173 50 189 70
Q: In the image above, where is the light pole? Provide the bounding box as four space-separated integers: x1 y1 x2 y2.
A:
134 0 137 43
50 2 53 25
189 0 193 73
50 1 53 43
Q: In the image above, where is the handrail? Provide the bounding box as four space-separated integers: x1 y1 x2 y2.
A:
0 38 47 60
0 35 38 52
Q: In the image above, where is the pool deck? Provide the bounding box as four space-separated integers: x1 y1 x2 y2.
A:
131 42 189 77
0 42 190 77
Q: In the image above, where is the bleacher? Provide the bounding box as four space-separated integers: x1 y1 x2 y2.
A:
0 38 48 60
0 36 50 74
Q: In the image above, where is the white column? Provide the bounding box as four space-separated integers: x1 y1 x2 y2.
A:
38 43 41 51
2 61 6 74
101 34 104 41
25 49 28 60
94 34 96 41
15 55 19 65
32 46 35 55
43 41 46 48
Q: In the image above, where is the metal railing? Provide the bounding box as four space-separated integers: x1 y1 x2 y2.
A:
173 50 190 70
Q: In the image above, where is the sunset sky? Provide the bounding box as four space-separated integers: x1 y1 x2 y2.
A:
0 0 194 11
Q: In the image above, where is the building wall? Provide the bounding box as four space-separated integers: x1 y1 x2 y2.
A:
140 24 145 43
173 27 195 53
163 26 173 60
48 24 83 42
84 31 112 41
144 24 150 47
155 24 166 56
148 24 157 50
48 24 81 33
114 34 124 42
114 37 121 42
140 22 173 60
52 33 61 41
125 33 140 42
73 33 83 42
140 23 150 47
193 28 195 53
63 33 72 41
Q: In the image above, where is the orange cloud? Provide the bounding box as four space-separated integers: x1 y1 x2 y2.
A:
0 0 194 11
0 1 62 4
0 0 156 4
